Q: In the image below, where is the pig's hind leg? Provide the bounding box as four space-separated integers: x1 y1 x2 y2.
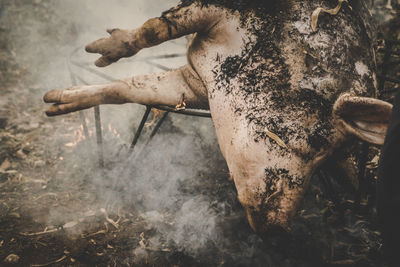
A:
44 65 208 116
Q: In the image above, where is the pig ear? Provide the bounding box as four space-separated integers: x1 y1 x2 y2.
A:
333 93 392 145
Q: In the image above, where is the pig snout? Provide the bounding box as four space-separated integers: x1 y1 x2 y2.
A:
233 164 308 235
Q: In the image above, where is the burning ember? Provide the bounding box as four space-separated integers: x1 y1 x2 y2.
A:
107 123 120 138
64 119 121 148
64 125 90 147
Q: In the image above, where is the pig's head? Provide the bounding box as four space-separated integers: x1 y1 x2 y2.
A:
206 0 393 235
228 92 392 235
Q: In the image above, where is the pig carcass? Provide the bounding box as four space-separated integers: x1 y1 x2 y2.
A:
43 0 392 235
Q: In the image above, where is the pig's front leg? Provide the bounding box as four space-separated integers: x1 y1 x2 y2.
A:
86 2 222 67
44 65 208 116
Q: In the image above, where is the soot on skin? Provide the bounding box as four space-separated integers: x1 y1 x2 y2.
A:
212 13 334 153
212 11 295 144
245 167 303 231
210 2 343 154
265 167 304 191
249 168 304 213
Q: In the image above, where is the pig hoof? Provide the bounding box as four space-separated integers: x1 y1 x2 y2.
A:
43 89 63 103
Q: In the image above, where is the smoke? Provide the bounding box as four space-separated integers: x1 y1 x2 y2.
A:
93 127 252 259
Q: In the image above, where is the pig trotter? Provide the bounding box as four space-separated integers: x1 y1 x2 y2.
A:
85 29 139 67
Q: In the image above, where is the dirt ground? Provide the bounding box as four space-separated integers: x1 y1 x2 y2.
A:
0 0 399 266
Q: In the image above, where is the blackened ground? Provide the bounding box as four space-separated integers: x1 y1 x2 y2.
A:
0 0 399 266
